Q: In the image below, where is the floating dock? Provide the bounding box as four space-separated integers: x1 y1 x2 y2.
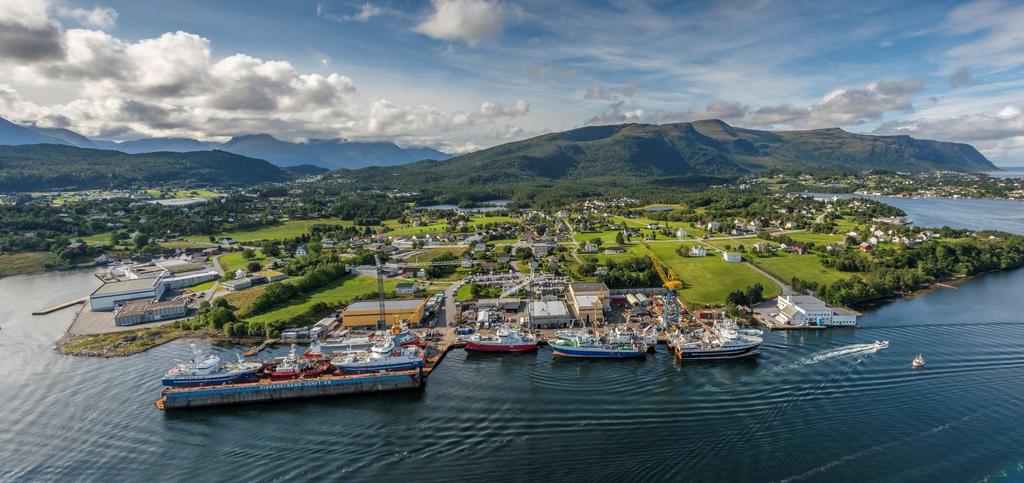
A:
156 369 423 410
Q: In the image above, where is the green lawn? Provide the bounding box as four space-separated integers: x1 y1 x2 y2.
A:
785 231 848 246
455 283 474 302
383 215 520 237
186 218 355 243
403 247 467 263
646 242 780 305
79 231 115 245
747 252 851 287
158 240 217 250
573 229 624 244
186 280 217 293
577 242 649 264
0 252 57 277
245 275 403 324
218 250 268 273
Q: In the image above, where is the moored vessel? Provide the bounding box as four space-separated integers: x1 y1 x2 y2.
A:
161 344 263 387
330 332 425 373
265 344 334 380
668 321 762 360
464 324 538 352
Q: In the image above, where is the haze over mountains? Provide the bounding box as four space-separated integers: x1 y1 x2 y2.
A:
0 116 451 170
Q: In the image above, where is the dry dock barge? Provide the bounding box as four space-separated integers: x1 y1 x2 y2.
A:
156 369 423 410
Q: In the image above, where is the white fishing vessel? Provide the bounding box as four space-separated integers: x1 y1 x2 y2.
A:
667 321 761 360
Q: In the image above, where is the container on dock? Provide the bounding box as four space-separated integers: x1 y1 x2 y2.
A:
156 369 423 410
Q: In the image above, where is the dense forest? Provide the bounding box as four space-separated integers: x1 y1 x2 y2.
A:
0 145 295 191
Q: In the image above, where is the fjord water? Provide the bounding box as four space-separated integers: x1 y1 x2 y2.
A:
1 206 1023 481
3 269 1024 481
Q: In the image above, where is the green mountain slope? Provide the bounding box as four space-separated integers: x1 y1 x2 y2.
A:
340 120 995 191
0 145 294 191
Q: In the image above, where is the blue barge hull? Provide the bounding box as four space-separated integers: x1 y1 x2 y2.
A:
157 369 423 410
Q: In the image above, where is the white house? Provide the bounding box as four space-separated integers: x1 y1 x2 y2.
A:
707 221 721 232
583 242 599 253
676 228 688 239
295 245 308 257
723 252 742 263
395 282 419 295
689 246 707 257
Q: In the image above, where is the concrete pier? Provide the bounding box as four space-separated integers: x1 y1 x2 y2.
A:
32 297 86 315
157 369 423 410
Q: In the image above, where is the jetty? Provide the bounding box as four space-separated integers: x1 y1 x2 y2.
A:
32 297 86 315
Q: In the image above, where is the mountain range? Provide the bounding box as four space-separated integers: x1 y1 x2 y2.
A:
341 120 995 187
0 144 298 192
0 116 450 170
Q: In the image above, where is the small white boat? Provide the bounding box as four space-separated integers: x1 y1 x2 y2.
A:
912 354 925 368
873 340 889 350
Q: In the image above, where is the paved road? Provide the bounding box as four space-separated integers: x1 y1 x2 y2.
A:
745 261 795 296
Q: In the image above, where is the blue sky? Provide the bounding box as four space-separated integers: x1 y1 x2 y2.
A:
1 0 1023 165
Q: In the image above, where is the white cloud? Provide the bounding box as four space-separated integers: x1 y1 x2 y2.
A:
944 0 1024 70
583 81 638 101
586 79 926 129
56 5 117 30
414 0 511 47
0 4 530 151
317 2 385 22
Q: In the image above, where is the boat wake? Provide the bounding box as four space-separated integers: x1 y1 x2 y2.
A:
781 342 888 370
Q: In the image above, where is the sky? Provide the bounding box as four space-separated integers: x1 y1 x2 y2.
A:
1 0 1023 165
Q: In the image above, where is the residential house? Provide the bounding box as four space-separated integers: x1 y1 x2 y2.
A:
604 246 626 254
689 246 707 257
675 228 688 238
295 245 308 257
723 251 742 263
395 282 419 295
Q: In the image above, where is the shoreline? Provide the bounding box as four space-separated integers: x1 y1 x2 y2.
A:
54 327 263 358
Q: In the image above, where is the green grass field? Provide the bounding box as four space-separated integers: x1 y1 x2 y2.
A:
383 215 520 237
645 242 780 305
747 252 851 287
158 240 217 250
79 231 115 245
573 229 624 244
0 252 57 277
403 247 467 263
785 231 848 246
218 250 268 273
185 280 217 293
245 275 403 324
186 218 355 243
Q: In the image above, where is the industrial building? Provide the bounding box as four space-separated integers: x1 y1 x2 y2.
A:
527 300 572 328
567 282 610 320
773 295 858 327
113 298 189 326
341 298 427 329
89 277 167 311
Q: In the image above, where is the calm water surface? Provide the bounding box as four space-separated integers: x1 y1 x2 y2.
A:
1 202 1023 482
807 193 1024 235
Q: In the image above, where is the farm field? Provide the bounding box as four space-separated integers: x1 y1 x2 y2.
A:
0 252 58 277
245 275 404 324
186 218 355 243
218 250 268 273
748 252 851 287
402 247 467 263
383 215 520 236
645 242 780 305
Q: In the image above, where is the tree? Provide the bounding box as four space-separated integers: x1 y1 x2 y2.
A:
242 248 256 260
615 231 625 245
246 261 263 273
590 237 603 247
